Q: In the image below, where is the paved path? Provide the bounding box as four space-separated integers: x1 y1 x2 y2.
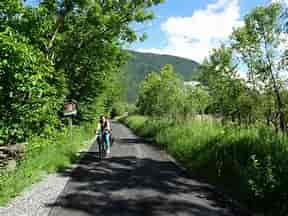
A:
48 122 251 216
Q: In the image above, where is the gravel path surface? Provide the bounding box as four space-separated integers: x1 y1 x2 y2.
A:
0 173 69 216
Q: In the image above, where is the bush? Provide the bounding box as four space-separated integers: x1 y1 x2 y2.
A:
110 102 126 119
126 104 138 115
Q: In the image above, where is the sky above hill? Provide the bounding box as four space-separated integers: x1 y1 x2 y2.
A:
131 0 275 62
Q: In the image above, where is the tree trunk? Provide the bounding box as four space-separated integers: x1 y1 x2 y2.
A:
47 22 61 53
263 33 286 133
270 72 286 133
238 111 241 126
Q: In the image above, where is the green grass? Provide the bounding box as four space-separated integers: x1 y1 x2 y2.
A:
122 115 288 215
0 123 95 205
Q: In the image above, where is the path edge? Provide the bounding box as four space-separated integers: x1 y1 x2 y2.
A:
47 134 98 216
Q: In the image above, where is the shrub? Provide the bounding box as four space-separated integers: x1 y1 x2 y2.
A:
110 102 126 119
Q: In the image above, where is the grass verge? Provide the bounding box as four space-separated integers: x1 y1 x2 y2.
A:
121 115 288 215
0 123 95 205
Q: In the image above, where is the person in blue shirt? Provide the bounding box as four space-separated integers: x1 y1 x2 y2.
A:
96 115 112 157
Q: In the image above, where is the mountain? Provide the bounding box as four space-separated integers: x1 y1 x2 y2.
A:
123 50 200 102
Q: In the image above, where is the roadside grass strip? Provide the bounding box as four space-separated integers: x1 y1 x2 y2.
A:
0 124 95 205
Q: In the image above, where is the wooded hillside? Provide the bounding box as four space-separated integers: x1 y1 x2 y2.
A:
123 51 199 101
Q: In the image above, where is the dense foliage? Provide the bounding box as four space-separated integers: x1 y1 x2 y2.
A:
137 65 184 118
0 0 164 144
137 64 210 120
0 28 65 144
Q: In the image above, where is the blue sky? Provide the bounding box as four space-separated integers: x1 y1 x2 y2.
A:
131 0 273 61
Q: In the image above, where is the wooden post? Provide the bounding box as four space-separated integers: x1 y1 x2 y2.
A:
68 116 73 137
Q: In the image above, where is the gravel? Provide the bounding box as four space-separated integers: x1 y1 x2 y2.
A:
0 173 69 216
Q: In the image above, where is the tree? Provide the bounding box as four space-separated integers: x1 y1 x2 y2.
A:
231 3 287 132
0 28 66 143
199 45 246 122
137 65 184 119
183 85 211 118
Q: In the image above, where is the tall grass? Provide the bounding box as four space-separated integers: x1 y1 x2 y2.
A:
0 123 95 205
123 115 288 215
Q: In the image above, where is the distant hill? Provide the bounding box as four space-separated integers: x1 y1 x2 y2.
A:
123 50 200 102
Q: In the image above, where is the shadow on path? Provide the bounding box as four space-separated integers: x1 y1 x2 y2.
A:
48 137 251 216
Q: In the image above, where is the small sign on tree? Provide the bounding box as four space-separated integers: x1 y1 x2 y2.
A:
63 101 77 116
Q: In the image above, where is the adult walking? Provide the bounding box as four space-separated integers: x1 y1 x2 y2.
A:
96 115 112 157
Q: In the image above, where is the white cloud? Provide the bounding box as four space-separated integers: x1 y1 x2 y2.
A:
137 0 242 62
271 0 288 5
